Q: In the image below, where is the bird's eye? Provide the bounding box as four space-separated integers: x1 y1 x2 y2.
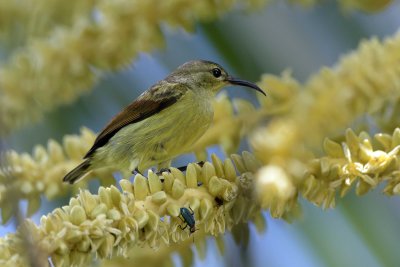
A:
212 68 222 78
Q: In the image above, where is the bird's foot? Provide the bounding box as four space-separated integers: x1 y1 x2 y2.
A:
177 161 205 172
155 161 205 175
156 168 171 175
132 167 142 175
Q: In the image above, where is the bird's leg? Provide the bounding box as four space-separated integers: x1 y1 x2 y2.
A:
177 161 205 172
130 159 141 175
156 168 170 175
156 160 172 175
156 161 205 175
132 167 142 175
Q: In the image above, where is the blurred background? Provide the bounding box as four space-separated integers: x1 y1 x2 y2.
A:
2 1 400 266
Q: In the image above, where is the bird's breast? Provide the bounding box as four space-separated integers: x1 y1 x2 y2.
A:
160 91 214 151
99 90 214 169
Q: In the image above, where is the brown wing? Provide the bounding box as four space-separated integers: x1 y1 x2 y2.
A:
84 83 186 158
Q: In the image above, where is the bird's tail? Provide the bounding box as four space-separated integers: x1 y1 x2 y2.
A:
63 160 91 184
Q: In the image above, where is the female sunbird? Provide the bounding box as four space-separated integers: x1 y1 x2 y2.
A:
63 60 266 184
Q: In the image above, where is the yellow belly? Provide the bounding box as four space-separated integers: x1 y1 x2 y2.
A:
92 90 214 172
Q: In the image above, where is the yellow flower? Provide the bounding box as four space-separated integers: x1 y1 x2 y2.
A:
0 152 268 267
0 128 96 223
303 128 400 208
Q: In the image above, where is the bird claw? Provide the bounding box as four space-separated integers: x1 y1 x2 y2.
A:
197 161 205 167
132 168 142 175
156 168 171 175
177 161 205 172
155 161 205 175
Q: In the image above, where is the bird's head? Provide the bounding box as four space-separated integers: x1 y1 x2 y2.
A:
167 60 266 96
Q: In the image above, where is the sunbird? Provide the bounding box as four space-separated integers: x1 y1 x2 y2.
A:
63 60 266 184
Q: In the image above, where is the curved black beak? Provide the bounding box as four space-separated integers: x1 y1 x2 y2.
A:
226 76 266 96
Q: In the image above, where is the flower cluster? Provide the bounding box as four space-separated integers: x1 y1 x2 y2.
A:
252 31 400 184
248 31 400 213
0 0 95 48
302 128 400 208
0 95 253 224
0 128 96 223
0 152 268 267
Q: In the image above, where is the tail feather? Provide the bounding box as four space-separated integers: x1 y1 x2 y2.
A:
63 160 91 184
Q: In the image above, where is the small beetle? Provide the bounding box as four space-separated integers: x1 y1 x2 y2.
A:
178 207 197 235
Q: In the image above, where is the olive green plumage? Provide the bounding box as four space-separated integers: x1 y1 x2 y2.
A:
63 60 265 184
